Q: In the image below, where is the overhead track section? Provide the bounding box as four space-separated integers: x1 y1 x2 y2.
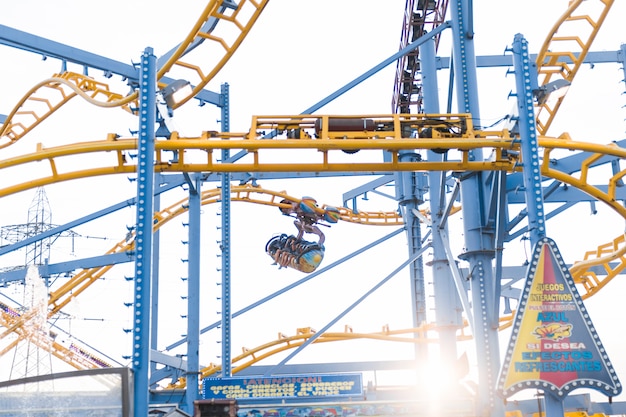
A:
155 0 269 109
0 114 523 197
0 73 131 150
498 232 626 331
0 313 112 372
568 234 626 299
167 324 473 389
534 0 614 135
0 0 269 149
392 0 449 114
0 118 625 217
43 185 404 319
0 184 405 363
2 187 624 372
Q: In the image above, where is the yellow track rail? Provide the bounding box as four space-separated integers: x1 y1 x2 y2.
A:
0 118 624 220
0 0 621 392
0 0 270 149
43 185 404 319
2 130 626 363
0 184 408 369
168 324 474 389
0 73 130 149
570 234 626 297
534 0 614 135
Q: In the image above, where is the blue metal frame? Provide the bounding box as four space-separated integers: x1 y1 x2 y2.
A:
186 174 202 412
220 83 233 378
511 34 547 247
450 1 502 415
1 5 626 417
420 35 465 368
132 46 157 417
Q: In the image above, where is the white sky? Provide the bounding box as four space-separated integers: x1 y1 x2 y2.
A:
1 0 626 406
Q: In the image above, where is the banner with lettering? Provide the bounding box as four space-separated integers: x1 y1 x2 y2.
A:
497 237 621 398
203 373 363 400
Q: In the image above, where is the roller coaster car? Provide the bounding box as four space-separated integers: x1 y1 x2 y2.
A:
278 198 340 225
420 125 464 154
323 206 340 223
265 234 324 273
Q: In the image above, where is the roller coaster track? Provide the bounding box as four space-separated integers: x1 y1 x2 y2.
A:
0 184 406 370
1 121 626 372
0 302 112 371
167 324 474 389
0 0 609 150
0 73 131 149
534 0 614 135
41 184 403 320
570 234 626 297
0 0 269 149
392 0 449 113
0 0 622 390
0 114 625 217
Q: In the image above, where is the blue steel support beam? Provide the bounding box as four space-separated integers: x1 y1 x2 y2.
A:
186 174 202 413
450 1 503 416
0 252 134 285
394 69 427 354
395 163 428 355
150 174 163 389
0 24 221 104
620 44 626 120
0 24 137 80
220 83 233 377
420 36 464 373
164 229 404 353
262 241 432 376
132 47 157 417
224 22 452 164
511 34 562 417
512 34 547 247
434 50 626 69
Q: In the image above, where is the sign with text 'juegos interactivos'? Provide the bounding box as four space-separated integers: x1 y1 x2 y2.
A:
497 237 622 398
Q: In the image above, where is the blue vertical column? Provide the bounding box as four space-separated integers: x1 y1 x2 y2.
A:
512 34 564 417
395 124 427 357
511 34 546 247
150 173 162 388
420 36 463 371
220 83 232 377
186 175 202 413
133 47 156 417
449 1 503 416
618 43 626 132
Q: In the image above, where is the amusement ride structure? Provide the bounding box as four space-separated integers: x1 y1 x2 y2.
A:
1 0 626 416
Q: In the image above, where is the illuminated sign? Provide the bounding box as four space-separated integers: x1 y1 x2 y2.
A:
203 374 363 400
497 237 622 398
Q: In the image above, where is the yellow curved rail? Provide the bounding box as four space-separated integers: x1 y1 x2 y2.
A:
0 73 132 150
534 0 614 135
3 132 625 360
168 324 474 389
0 130 625 218
44 185 404 318
156 0 270 109
0 320 110 372
498 234 626 331
569 234 626 297
0 184 407 360
0 0 269 149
